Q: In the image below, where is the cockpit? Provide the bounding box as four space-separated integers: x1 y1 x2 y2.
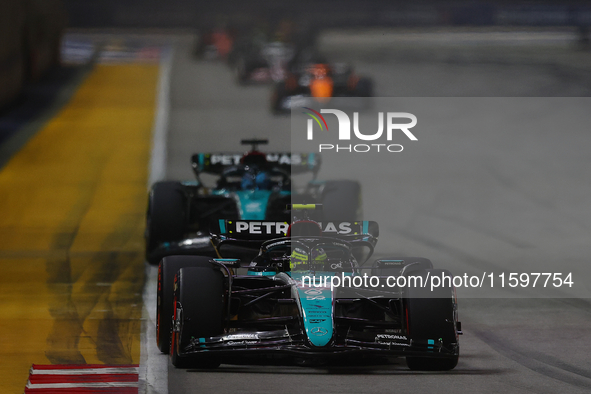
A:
216 166 290 191
252 239 359 274
215 151 290 192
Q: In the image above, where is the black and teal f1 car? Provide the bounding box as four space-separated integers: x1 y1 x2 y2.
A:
145 139 362 264
156 210 461 371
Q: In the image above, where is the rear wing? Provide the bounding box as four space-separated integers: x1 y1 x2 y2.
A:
191 153 321 176
213 218 379 263
214 219 378 240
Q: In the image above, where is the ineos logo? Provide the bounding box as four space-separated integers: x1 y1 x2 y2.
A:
304 288 325 300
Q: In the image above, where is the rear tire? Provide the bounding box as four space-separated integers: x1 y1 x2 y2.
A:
171 267 224 368
271 82 288 114
405 269 459 371
145 181 186 264
157 256 213 354
235 57 250 84
321 180 362 222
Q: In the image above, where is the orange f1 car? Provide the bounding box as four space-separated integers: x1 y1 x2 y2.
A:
271 62 373 113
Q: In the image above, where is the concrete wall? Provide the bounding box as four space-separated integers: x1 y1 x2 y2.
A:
0 0 66 108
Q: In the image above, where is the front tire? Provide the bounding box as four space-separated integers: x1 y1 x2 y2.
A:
145 181 186 264
405 269 459 371
157 256 213 354
171 267 224 368
235 57 250 84
271 82 289 114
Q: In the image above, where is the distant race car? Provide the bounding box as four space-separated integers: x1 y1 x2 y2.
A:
156 205 461 371
271 62 373 113
194 27 236 60
228 20 317 85
145 139 362 264
230 40 295 84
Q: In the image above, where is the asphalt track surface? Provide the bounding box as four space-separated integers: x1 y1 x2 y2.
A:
163 32 591 393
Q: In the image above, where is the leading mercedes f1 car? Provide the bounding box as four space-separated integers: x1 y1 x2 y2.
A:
156 206 461 371
145 139 362 265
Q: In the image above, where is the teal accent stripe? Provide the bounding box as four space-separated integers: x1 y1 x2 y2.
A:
297 286 333 347
236 190 272 220
219 219 226 233
362 221 368 234
247 271 276 276
199 153 205 169
308 153 315 169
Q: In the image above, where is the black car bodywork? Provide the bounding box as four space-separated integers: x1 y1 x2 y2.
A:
145 140 362 264
157 213 461 371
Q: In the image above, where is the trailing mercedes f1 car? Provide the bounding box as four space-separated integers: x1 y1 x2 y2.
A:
145 139 362 264
157 206 461 371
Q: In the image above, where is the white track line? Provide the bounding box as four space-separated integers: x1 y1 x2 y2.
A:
26 382 138 389
140 43 173 394
30 368 139 375
148 45 173 186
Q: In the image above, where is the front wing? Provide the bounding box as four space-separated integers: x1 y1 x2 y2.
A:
177 327 459 360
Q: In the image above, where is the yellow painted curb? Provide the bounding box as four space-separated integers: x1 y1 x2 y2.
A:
0 64 158 393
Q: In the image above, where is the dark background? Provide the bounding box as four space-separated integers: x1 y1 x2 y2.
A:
63 0 591 29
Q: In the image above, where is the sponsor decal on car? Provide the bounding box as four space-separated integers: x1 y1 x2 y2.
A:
310 327 329 336
234 221 290 235
375 334 411 346
223 333 260 341
296 286 333 347
227 340 259 346
207 153 308 166
224 220 372 236
376 334 408 341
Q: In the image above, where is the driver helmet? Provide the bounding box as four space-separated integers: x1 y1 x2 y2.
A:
290 246 327 270
241 168 271 190
240 151 271 190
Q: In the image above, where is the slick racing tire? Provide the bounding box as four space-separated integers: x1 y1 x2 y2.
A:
271 82 289 114
171 267 224 368
321 180 362 222
157 256 213 354
354 77 373 97
235 57 251 85
145 181 186 264
405 269 459 371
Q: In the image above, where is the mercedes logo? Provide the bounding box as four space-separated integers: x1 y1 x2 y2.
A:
310 327 328 336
